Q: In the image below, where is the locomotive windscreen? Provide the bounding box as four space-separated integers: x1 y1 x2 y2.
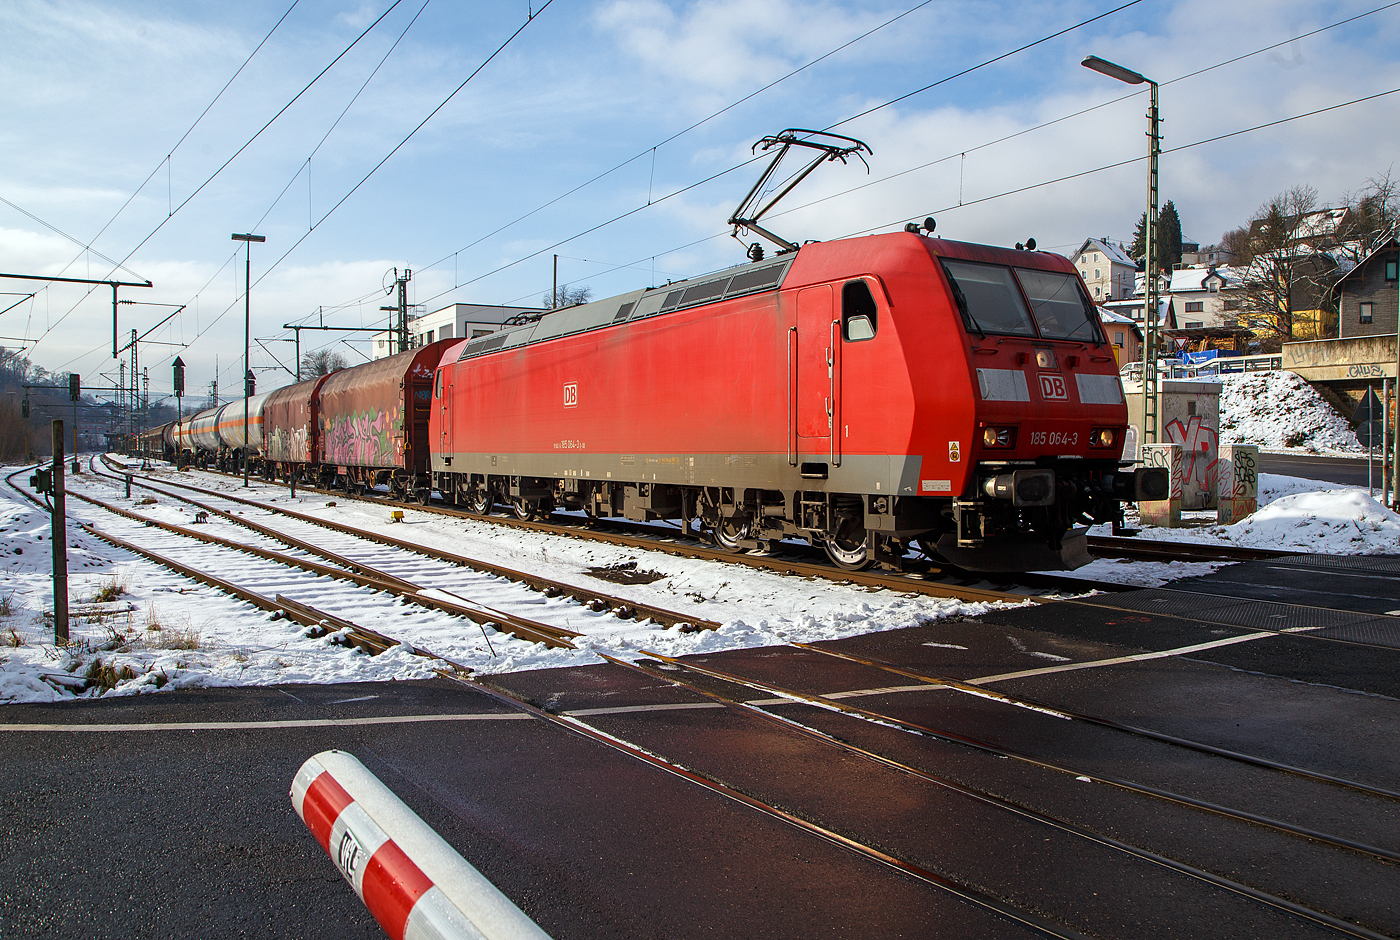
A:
941 261 1036 336
1015 268 1101 342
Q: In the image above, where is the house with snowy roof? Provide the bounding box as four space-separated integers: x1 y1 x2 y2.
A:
1071 237 1136 302
1331 234 1399 339
1167 266 1244 331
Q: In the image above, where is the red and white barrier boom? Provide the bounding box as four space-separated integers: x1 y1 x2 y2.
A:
292 750 553 940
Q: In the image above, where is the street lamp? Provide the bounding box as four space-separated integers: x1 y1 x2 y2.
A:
1083 54 1162 447
231 232 265 487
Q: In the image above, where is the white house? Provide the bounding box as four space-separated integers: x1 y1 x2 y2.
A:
1167 266 1244 330
1071 237 1137 302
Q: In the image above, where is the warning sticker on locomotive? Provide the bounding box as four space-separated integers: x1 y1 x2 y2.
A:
948 441 961 462
921 480 951 492
1038 374 1068 400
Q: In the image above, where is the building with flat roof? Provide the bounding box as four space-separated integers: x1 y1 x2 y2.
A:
370 302 545 359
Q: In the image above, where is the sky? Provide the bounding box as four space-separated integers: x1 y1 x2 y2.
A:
3 0 1400 410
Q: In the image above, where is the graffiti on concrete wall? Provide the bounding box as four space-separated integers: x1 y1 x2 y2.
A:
1164 415 1218 504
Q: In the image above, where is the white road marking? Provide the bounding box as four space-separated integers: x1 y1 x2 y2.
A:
965 630 1300 686
0 629 1311 731
568 702 723 716
0 713 533 732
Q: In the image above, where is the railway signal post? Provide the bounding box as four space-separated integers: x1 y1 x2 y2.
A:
69 372 80 474
42 420 69 642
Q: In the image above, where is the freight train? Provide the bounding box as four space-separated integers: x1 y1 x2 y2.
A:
138 230 1165 572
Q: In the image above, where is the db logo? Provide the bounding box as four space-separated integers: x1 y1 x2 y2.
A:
1039 374 1067 400
563 383 578 408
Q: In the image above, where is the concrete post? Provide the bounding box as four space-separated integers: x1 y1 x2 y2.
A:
1139 442 1183 528
1217 444 1259 525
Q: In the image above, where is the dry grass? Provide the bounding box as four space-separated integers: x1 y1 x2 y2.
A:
4 626 23 647
0 591 15 618
84 658 138 692
145 605 202 649
91 575 130 603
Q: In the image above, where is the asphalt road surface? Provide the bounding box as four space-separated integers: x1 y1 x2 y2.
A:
1257 450 1380 487
3 553 1399 939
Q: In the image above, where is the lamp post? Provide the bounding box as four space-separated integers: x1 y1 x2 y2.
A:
231 233 265 487
1083 54 1161 447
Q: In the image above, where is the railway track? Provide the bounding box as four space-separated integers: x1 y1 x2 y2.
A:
118 459 1098 603
596 649 1395 940
94 455 719 633
6 466 476 670
37 457 1400 936
113 459 1400 658
457 650 1395 940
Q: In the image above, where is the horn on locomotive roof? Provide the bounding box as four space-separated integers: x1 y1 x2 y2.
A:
728 129 872 253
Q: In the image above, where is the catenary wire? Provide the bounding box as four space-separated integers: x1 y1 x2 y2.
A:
29 0 406 361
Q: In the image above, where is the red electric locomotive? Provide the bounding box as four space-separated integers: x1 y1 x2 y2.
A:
428 230 1162 572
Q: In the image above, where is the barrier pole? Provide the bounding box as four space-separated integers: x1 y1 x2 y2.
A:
291 751 553 940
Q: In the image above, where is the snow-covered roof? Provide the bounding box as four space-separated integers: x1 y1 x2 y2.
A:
1073 237 1135 267
1097 306 1135 325
1334 232 1400 288
1168 266 1243 293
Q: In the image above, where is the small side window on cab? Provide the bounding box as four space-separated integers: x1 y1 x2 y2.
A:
434 369 443 399
842 279 878 342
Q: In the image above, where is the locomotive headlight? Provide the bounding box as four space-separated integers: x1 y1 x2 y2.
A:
981 427 1017 448
1089 428 1116 448
1035 348 1057 369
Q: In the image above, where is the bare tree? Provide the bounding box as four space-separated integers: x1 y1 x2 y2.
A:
300 349 348 377
1237 185 1339 346
1220 226 1252 266
542 284 591 309
1335 169 1400 264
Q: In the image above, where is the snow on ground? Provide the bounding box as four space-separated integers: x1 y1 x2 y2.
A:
1216 371 1363 454
1073 471 1400 585
0 463 1017 704
4 456 1396 704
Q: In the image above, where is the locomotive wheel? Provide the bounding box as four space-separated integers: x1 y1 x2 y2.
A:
824 533 873 571
467 486 492 515
416 487 431 506
512 497 555 521
710 513 751 553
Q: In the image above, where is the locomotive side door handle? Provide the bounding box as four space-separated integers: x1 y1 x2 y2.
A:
829 319 841 467
787 327 797 465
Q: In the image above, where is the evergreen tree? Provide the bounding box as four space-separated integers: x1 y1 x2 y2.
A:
1129 200 1185 272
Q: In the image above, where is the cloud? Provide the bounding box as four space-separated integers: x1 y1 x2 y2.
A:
594 0 886 93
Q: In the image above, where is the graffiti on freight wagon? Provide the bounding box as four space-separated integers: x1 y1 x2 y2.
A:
322 407 403 466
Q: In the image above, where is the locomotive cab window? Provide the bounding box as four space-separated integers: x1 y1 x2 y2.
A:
842 279 878 341
434 369 443 399
1014 267 1102 343
940 260 1036 337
